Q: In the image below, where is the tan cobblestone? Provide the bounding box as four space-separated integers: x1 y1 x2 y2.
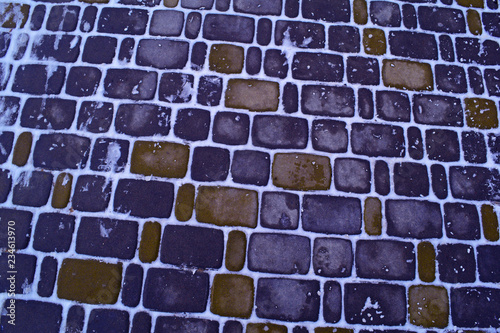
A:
364 197 382 236
175 183 195 221
363 28 386 55
481 204 499 241
12 132 32 167
409 285 449 328
210 274 254 318
247 323 287 333
353 0 368 25
131 141 190 178
272 153 331 191
467 9 482 35
465 98 499 129
139 221 161 263
52 173 72 209
382 59 433 91
57 259 122 304
209 44 244 74
163 0 178 6
315 328 354 333
418 241 436 283
225 79 280 112
195 186 258 228
456 0 484 7
225 230 247 271
0 3 29 28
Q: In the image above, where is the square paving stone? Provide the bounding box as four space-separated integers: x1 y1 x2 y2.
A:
131 312 151 333
477 245 500 282
114 178 175 218
0 253 36 294
344 283 406 325
160 225 224 268
484 68 500 97
264 49 288 78
408 285 449 328
435 65 467 93
212 111 249 145
191 146 230 182
376 90 411 122
209 44 244 74
33 213 75 253
393 162 429 197
76 216 138 260
260 191 299 230
425 129 460 162
211 274 254 318
355 240 415 280
174 108 211 141
231 150 270 186
451 287 500 328
155 317 219 333
437 244 476 283
370 1 401 27
386 200 442 239
313 238 353 277
465 98 499 129
65 66 101 97
449 166 498 201
0 300 62 333
12 171 52 207
150 10 184 36
82 36 117 64
347 56 379 85
77 101 114 133
256 278 320 322
90 138 129 173
334 158 371 194
198 75 222 106
87 309 129 333
444 203 480 240
328 26 360 53
159 72 194 103
143 268 209 313
72 175 112 212
248 233 311 274
311 119 348 153
0 208 32 249
302 195 362 234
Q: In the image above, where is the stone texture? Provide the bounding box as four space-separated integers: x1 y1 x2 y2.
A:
174 108 210 141
130 141 189 178
386 200 443 239
413 94 463 126
363 28 386 55
292 52 344 82
313 238 353 277
272 153 332 191
409 285 449 328
260 191 299 230
275 21 325 48
311 119 348 153
451 287 500 328
252 115 308 149
418 241 436 282
225 79 279 111
382 59 433 91
211 274 254 318
351 123 405 158
203 14 255 43
212 111 249 145
464 98 498 129
444 202 480 240
438 244 476 283
225 230 247 271
33 213 75 253
301 0 350 23
334 158 371 194
191 146 230 182
231 150 270 186
175 183 195 221
116 103 171 136
136 39 189 69
301 85 355 117
139 221 161 263
209 44 244 74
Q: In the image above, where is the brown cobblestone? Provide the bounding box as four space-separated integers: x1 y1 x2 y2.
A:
315 329 354 333
481 204 499 241
210 274 254 318
139 221 161 263
225 230 247 271
364 197 382 236
247 323 287 333
353 0 368 25
12 132 32 167
163 0 179 6
130 141 190 178
57 259 122 304
195 186 258 228
467 10 482 35
418 241 436 283
225 79 280 111
382 59 433 91
409 285 449 328
363 28 386 55
79 0 109 3
209 44 244 74
272 153 331 191
456 0 484 7
0 3 29 28
52 173 72 209
175 183 195 221
465 98 499 129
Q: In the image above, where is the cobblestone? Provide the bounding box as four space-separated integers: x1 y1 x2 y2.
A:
302 195 361 234
33 213 75 252
252 115 308 149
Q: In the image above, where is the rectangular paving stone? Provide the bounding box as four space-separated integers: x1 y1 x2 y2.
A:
97 8 148 35
195 186 258 228
20 98 76 130
292 52 344 82
351 123 405 157
158 72 194 103
302 0 350 22
449 166 499 201
12 170 53 207
31 34 81 62
130 141 189 178
382 59 433 91
252 115 308 149
115 103 170 137
234 0 281 15
121 263 143 307
0 253 36 294
51 173 72 209
87 309 129 333
139 221 161 263
418 241 436 282
203 14 254 43
225 230 247 271
37 256 58 297
33 133 90 170
464 98 498 129
302 195 362 234
451 287 500 328
413 94 464 126
311 119 348 153
12 64 65 95
225 79 279 111
301 85 355 117
57 258 122 304
418 6 466 33
248 233 311 274
114 178 175 218
104 69 157 100
33 213 75 253
75 216 138 259
143 268 209 312
72 175 112 212
0 300 62 333
409 285 449 328
389 31 438 60
386 199 443 238
272 153 332 191
313 238 353 277
275 20 325 48
155 316 219 333
136 39 189 69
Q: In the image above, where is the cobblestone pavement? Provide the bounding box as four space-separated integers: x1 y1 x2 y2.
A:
0 0 499 331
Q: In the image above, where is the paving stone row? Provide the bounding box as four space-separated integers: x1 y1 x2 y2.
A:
1 0 500 332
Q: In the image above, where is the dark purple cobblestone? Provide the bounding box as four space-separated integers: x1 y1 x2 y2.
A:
33 213 75 252
37 256 57 297
66 306 85 333
0 208 32 249
12 171 53 207
0 300 62 333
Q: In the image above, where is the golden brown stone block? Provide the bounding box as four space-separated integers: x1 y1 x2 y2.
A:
315 328 354 333
163 0 178 6
456 0 484 7
209 44 244 74
225 79 279 111
481 204 499 241
272 153 331 191
363 28 386 55
467 9 482 35
12 132 32 167
131 141 190 178
353 0 368 25
225 230 247 271
139 221 161 263
364 197 382 236
195 186 258 228
409 285 449 328
210 274 254 318
0 3 29 28
382 59 433 91
52 173 72 209
175 183 195 221
57 259 122 304
247 323 287 333
418 241 436 283
465 98 499 129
